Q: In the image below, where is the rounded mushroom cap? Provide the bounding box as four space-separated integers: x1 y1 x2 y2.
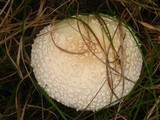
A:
31 14 143 111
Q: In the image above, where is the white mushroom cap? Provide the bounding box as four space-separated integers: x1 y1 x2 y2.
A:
31 14 143 111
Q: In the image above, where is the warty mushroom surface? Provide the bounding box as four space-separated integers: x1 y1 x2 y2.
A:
31 14 143 111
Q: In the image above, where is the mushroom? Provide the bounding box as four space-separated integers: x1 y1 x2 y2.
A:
31 14 143 111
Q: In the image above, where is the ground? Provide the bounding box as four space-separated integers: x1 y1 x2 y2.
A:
0 0 160 120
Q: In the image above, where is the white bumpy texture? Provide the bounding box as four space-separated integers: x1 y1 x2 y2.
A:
31 15 143 111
